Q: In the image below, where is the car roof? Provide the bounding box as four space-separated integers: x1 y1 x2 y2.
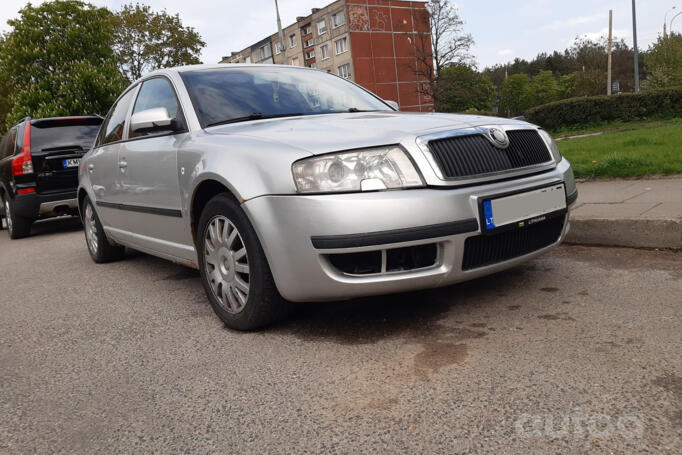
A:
145 63 316 78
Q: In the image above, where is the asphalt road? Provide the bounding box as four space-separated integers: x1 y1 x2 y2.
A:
1 217 680 454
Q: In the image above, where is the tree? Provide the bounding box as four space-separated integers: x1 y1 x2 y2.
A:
413 0 474 105
0 37 11 133
436 65 495 112
499 74 532 117
643 33 682 90
528 71 560 106
112 3 205 81
0 0 127 130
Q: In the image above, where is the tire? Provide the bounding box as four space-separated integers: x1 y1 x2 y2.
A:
82 196 125 263
4 196 32 239
197 193 291 331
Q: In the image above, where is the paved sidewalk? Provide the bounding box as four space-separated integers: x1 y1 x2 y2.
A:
567 176 682 249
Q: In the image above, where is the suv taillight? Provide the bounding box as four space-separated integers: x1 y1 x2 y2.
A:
11 122 33 176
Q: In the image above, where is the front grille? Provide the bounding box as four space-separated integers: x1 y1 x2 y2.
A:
462 215 565 271
428 129 552 179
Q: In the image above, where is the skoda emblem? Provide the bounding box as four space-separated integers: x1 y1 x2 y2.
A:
488 127 509 149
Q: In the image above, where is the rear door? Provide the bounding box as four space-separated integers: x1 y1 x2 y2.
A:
30 117 102 194
87 88 138 228
0 127 18 193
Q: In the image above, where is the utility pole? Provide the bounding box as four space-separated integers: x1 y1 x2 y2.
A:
275 0 286 65
632 0 640 92
607 10 613 95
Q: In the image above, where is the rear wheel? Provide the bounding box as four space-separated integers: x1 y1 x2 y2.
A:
4 197 32 239
83 196 125 263
197 193 290 331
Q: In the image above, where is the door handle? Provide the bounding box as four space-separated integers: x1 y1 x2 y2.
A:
88 163 94 173
119 159 127 170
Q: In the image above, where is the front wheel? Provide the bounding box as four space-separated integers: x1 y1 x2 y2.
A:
197 193 290 331
83 196 125 263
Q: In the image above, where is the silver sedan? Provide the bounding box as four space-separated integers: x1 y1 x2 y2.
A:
78 64 577 330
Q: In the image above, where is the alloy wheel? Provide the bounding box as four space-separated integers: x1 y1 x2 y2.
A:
5 200 12 234
203 216 250 314
84 203 99 254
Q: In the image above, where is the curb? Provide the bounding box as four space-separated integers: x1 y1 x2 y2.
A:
566 218 682 250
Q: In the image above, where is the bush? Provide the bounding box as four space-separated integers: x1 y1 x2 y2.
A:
525 88 682 131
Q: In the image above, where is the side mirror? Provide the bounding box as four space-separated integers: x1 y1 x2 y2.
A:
384 100 399 111
130 107 176 135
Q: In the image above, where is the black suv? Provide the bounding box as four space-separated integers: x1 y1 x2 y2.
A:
0 116 103 238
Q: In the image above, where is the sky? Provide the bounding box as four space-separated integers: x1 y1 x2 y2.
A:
0 0 674 69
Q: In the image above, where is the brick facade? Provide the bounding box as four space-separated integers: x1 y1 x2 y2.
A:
221 0 433 112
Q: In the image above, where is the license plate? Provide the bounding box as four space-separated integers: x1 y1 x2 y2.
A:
63 159 80 168
482 184 566 231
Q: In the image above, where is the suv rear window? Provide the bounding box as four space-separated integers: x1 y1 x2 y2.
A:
30 118 102 153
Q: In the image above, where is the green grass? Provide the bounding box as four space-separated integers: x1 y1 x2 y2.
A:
558 119 682 179
551 117 682 138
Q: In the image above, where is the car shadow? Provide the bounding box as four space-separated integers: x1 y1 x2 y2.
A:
270 265 533 345
120 248 543 345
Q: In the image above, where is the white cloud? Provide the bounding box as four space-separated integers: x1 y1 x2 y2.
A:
498 49 514 56
569 28 631 46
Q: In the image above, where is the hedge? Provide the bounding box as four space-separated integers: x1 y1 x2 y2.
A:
525 87 682 131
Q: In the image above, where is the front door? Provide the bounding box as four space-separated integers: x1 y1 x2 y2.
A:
115 77 192 258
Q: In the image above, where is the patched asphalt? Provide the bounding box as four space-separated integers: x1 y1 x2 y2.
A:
1 217 680 454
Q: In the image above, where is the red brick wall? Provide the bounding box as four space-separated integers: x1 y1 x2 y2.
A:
347 0 434 112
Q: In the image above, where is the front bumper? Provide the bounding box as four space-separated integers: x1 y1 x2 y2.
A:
243 159 577 302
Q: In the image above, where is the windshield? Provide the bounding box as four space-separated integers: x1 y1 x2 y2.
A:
180 67 392 127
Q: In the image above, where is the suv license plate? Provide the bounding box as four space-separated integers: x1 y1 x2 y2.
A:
63 159 80 168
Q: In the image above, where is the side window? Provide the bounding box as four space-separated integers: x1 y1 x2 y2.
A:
0 131 9 159
0 128 17 158
98 88 137 147
7 128 17 156
129 78 184 139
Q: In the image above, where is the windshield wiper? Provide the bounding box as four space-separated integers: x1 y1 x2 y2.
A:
206 112 304 127
347 108 378 113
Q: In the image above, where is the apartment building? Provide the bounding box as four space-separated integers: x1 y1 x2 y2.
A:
220 0 433 112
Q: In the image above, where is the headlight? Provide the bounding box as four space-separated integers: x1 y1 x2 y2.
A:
538 129 562 162
292 146 424 193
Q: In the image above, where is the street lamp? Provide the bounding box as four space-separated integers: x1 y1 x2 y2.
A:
664 6 676 37
632 0 640 92
672 11 682 32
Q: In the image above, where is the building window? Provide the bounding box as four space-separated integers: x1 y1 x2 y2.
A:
332 11 345 28
320 44 329 60
289 34 297 48
317 19 327 35
338 63 351 79
334 37 348 55
291 57 299 66
304 38 314 48
306 62 317 69
304 25 312 35
245 56 251 63
305 50 315 59
274 42 283 55
259 44 271 60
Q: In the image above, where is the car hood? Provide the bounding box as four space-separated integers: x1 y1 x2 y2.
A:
204 112 529 155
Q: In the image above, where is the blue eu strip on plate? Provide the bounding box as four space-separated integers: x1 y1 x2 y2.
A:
483 200 495 229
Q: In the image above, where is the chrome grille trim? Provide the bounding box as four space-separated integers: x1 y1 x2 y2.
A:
415 124 558 186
